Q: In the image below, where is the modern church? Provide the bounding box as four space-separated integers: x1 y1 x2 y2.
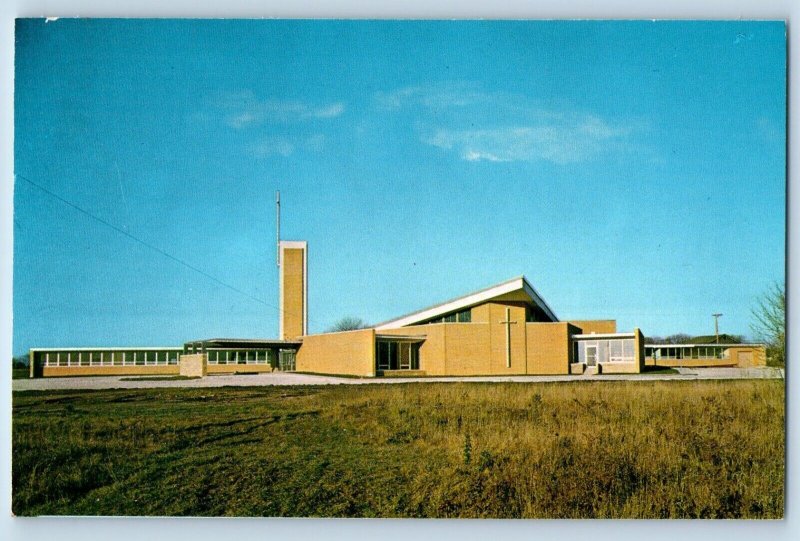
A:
29 239 766 378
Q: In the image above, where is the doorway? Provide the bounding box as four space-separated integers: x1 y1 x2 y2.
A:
586 345 598 367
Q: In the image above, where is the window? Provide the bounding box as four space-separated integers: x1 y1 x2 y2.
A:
456 309 471 322
623 339 635 359
377 341 419 371
577 338 636 364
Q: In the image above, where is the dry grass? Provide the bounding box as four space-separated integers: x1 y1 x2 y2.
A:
12 380 784 517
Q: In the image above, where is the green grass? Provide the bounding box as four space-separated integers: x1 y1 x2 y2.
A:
12 380 784 518
641 366 680 375
13 368 29 380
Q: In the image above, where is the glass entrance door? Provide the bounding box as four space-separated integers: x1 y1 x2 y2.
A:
279 350 296 371
586 345 598 366
377 341 419 372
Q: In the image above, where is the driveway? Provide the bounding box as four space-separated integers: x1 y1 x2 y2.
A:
12 367 784 391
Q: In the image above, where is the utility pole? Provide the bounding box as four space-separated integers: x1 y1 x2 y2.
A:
712 313 723 343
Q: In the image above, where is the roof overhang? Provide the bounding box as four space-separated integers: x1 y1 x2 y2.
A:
374 275 558 330
573 333 636 340
375 334 427 342
185 338 303 349
644 343 763 348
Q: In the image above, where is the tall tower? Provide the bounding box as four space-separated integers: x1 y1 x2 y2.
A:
276 191 307 339
278 241 308 339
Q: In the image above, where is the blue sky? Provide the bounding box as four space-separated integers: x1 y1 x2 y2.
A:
13 19 785 355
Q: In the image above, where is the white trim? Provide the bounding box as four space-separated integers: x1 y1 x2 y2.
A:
644 343 762 348
573 333 635 340
279 244 284 339
303 242 308 335
31 347 182 352
374 275 558 330
279 240 307 249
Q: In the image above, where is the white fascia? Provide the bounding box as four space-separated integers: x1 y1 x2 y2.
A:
29 347 183 352
375 276 558 330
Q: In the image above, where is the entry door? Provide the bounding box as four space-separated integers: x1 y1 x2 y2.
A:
586 345 598 366
279 350 296 371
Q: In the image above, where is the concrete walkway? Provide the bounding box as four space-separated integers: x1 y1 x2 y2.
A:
12 367 784 391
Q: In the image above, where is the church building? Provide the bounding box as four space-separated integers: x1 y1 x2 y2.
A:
29 239 766 378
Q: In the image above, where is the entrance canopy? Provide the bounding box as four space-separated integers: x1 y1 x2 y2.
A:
184 337 302 352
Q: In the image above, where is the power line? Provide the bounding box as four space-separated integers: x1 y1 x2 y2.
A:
15 173 310 325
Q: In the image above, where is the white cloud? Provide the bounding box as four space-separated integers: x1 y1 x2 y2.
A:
250 134 327 158
375 82 643 164
374 82 487 110
423 117 635 164
308 103 345 119
218 91 345 128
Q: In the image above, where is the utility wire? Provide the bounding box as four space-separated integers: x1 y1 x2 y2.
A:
15 173 310 325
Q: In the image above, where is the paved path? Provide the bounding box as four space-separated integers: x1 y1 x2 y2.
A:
12 367 784 391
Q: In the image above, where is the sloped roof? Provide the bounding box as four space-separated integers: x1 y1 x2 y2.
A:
374 275 558 330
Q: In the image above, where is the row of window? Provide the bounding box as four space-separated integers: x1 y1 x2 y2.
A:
425 308 472 324
576 339 636 364
646 347 727 360
206 350 273 365
41 350 181 367
40 349 293 368
425 306 548 325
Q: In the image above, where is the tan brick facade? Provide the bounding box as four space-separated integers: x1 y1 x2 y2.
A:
526 322 577 375
280 242 306 340
179 354 207 377
568 320 617 334
296 328 376 377
43 365 179 377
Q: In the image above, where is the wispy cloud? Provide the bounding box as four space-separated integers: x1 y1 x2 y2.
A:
218 90 345 128
312 103 345 119
250 134 327 158
374 82 488 110
422 115 635 164
376 82 645 164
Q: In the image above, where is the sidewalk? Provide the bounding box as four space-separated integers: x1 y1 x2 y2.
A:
12 367 784 391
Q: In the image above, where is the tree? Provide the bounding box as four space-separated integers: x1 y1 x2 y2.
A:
328 316 370 332
12 355 28 368
644 333 693 345
751 282 785 366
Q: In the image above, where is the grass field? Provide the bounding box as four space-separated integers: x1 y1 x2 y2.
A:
12 380 784 518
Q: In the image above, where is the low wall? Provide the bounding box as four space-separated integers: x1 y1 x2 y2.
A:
42 365 179 377
599 362 640 374
296 328 376 377
179 354 207 377
207 364 274 374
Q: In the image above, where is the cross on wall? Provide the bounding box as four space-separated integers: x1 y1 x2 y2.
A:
498 307 517 368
